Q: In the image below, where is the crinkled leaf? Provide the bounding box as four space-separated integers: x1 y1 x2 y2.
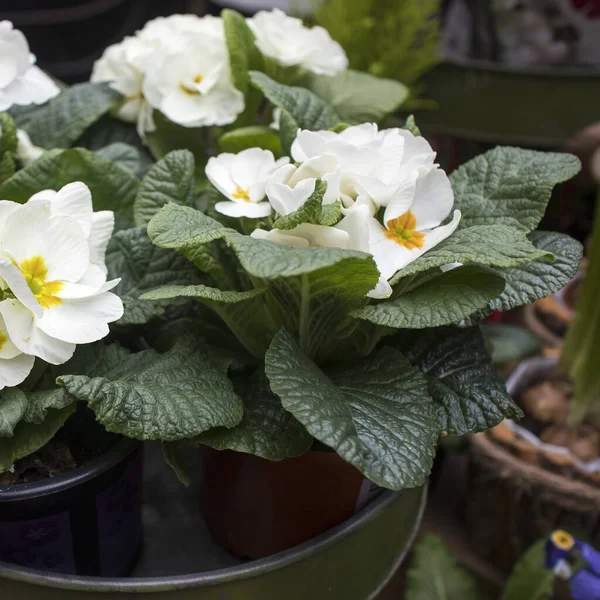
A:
278 108 299 156
273 179 328 229
319 201 342 226
406 535 482 600
396 326 522 436
353 266 506 329
0 147 138 230
0 389 28 437
198 371 312 460
96 142 148 178
134 150 196 227
106 227 204 325
501 540 555 600
250 71 341 131
403 114 421 136
58 339 243 441
0 151 15 184
0 112 18 156
24 389 75 425
266 329 439 489
0 404 76 473
218 126 281 155
76 114 148 153
390 224 553 284
305 70 408 124
450 147 581 232
25 82 121 149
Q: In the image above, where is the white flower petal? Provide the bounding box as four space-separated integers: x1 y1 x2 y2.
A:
290 223 350 249
382 173 419 224
36 292 124 345
0 299 75 364
231 148 275 191
0 258 42 316
0 310 23 359
251 228 309 248
16 129 44 164
56 278 120 299
0 352 34 389
266 178 316 216
47 182 94 238
88 211 115 270
206 153 237 200
367 276 393 299
215 201 272 219
0 199 20 231
410 168 454 231
334 204 371 253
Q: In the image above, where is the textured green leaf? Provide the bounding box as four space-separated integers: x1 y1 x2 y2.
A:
266 330 439 489
24 389 75 425
403 114 421 136
96 142 148 178
484 231 583 314
273 179 328 229
0 389 28 437
353 266 505 329
278 108 299 156
148 202 233 250
406 535 481 600
396 326 522 436
0 405 76 473
106 227 204 325
390 224 553 284
198 371 312 460
218 126 281 155
250 71 341 131
0 112 18 156
451 147 581 232
134 150 196 227
306 70 408 124
76 114 148 153
58 339 243 441
0 147 139 230
501 540 555 600
25 82 121 149
481 324 542 365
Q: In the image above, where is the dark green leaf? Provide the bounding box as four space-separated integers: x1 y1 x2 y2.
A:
0 389 28 437
480 324 542 365
218 126 281 155
501 540 555 600
403 115 421 136
161 441 191 487
96 142 148 178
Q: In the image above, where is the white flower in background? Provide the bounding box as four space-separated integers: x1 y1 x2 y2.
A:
248 9 348 75
0 183 123 366
206 148 289 218
266 155 343 216
91 36 156 136
139 14 225 48
366 168 461 281
143 34 244 129
0 309 34 390
0 21 59 112
16 129 44 165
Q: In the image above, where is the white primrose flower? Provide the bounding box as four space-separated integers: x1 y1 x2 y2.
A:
206 148 289 218
0 183 123 366
291 123 437 208
91 36 156 136
0 21 59 111
16 129 44 165
142 33 244 129
0 308 34 390
366 168 462 281
248 9 348 76
138 14 225 47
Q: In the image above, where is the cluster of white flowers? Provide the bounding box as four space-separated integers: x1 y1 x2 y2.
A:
0 183 124 390
91 11 347 136
0 21 59 112
206 124 461 299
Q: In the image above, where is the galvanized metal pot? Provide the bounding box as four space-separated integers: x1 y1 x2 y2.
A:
0 483 426 599
0 438 142 577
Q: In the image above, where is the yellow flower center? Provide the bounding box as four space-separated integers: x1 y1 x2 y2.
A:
20 256 63 309
0 333 6 352
551 530 575 551
232 187 251 202
179 74 204 96
383 210 425 250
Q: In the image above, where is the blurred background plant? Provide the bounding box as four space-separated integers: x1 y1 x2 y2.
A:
312 0 441 108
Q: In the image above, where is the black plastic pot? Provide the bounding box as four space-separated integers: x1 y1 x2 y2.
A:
0 438 142 577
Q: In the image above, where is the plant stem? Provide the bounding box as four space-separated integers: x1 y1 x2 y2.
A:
560 191 600 423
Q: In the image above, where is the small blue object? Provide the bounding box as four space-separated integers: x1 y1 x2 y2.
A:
546 530 600 600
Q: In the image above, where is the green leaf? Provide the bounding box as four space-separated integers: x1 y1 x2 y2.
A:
134 150 196 227
273 179 328 230
480 324 542 365
218 126 281 155
0 147 139 230
161 441 191 487
24 389 75 425
106 227 204 325
279 108 299 156
390 224 553 284
250 71 341 131
266 330 439 489
406 535 481 600
198 371 312 460
353 265 506 329
25 82 121 149
305 70 408 124
58 339 243 441
319 201 342 226
501 540 555 600
0 112 18 156
0 405 76 473
483 231 583 314
0 389 28 437
396 326 522 436
403 114 421 136
96 142 148 178
450 147 581 232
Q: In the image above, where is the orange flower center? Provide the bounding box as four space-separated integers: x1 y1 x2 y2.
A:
383 210 425 250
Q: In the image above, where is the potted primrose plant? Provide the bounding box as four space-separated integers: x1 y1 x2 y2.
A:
466 193 600 573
